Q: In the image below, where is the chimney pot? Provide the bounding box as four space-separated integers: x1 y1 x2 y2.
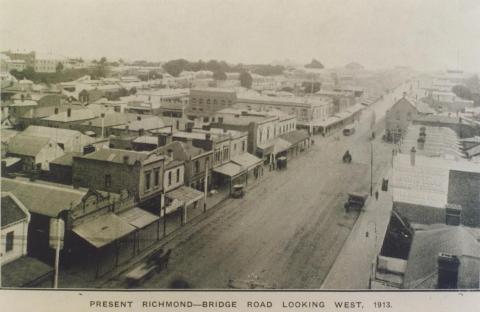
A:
437 253 460 289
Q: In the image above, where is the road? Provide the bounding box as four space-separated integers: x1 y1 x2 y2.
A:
106 83 409 289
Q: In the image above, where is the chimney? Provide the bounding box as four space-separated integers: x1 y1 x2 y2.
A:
410 146 416 166
101 113 105 118
139 128 145 136
445 203 462 226
67 108 72 118
205 133 211 141
137 115 142 121
123 155 130 164
54 107 59 114
437 253 460 289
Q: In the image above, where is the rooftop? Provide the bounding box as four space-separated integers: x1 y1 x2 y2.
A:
77 148 163 165
1 178 86 217
1 193 29 227
7 135 52 156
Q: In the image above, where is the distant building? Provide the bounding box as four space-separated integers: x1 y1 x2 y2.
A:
34 53 67 73
385 95 434 142
187 88 237 122
21 126 96 153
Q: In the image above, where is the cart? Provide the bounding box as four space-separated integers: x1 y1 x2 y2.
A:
231 184 245 198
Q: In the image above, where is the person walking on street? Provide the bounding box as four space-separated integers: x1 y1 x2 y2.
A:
375 190 379 200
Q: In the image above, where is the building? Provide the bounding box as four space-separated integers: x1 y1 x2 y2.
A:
0 177 160 277
37 107 97 129
187 88 237 121
385 95 434 142
2 50 36 67
1 191 55 287
73 148 165 205
34 53 67 73
21 126 96 153
371 152 480 289
1 192 31 265
212 108 302 165
7 134 65 171
401 125 464 159
153 140 213 192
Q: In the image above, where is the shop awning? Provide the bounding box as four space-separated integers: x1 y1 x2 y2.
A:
231 153 263 170
213 162 245 178
166 186 204 206
272 138 292 154
118 207 159 229
72 213 135 249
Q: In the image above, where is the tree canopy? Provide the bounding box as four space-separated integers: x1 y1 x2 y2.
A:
305 59 324 69
239 71 253 88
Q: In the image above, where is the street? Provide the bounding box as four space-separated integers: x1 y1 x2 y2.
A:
105 85 408 289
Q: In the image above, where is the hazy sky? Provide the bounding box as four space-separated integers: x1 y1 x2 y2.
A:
1 0 479 71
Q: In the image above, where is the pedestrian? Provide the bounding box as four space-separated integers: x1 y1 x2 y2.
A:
375 190 379 200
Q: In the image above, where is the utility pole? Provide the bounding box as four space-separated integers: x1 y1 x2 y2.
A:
203 159 209 213
370 141 373 196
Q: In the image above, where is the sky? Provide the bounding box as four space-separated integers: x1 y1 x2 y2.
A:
1 0 480 71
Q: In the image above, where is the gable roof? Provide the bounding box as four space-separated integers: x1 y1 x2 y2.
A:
7 135 52 156
1 193 29 226
404 226 480 289
1 178 86 217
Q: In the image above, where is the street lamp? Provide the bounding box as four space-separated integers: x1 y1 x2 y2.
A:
367 220 377 289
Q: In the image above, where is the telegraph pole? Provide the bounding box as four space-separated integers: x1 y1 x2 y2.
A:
203 159 209 213
370 141 373 196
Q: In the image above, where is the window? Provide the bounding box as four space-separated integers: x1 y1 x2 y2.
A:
6 231 14 252
195 160 200 173
145 172 151 190
176 168 180 183
154 169 159 186
242 141 246 152
206 99 211 104
105 174 112 188
267 127 270 139
234 143 237 151
223 147 229 161
168 171 172 186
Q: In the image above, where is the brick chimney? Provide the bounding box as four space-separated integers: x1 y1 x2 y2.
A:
67 108 72 118
123 155 130 164
437 253 460 289
410 146 416 166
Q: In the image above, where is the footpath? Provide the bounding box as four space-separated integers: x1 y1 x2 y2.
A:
321 169 392 289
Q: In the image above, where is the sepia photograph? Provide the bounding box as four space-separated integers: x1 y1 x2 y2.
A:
0 0 479 310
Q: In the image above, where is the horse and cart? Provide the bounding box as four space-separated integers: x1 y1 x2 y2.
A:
125 248 172 287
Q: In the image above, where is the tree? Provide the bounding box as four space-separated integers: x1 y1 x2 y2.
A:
56 62 64 73
239 71 252 88
305 59 324 69
163 59 189 77
251 64 285 76
213 70 227 80
452 85 472 100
